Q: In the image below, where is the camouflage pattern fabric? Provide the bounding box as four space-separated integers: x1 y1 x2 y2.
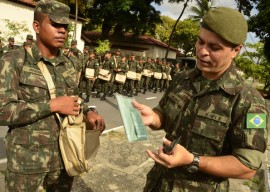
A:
98 58 114 95
0 44 79 175
144 64 268 192
34 0 70 25
85 58 99 96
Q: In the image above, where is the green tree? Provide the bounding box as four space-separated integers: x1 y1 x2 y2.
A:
84 0 163 39
94 39 111 55
0 19 31 43
189 0 216 22
248 0 270 61
154 16 175 43
165 0 189 58
235 42 270 93
172 19 199 56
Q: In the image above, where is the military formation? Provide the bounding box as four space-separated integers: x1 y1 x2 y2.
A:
0 34 187 103
62 46 188 102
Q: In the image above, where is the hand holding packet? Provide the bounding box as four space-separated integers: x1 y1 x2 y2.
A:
116 94 148 142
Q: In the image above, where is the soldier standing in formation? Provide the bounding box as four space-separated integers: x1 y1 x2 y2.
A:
114 54 129 94
126 53 138 97
2 37 18 54
97 50 114 100
84 50 99 102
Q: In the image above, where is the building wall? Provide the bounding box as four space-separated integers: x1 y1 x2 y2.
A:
108 41 177 59
0 0 84 50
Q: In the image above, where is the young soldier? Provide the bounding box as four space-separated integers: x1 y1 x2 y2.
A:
0 1 105 190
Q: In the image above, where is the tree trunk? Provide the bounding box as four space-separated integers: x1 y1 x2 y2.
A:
165 0 189 59
73 0 78 39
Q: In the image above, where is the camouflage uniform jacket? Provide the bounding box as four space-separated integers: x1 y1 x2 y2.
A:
0 44 82 174
143 62 153 71
116 61 129 75
144 65 268 192
85 58 99 77
128 60 138 72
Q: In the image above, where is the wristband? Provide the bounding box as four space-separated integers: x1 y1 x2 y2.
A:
84 107 98 115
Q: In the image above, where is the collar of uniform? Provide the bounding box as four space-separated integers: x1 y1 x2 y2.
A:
30 44 66 66
185 65 243 95
217 64 244 95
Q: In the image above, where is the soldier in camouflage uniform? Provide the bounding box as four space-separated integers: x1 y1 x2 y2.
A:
133 7 268 192
98 50 114 100
84 50 99 102
26 34 34 47
114 54 129 94
152 57 162 93
0 1 105 191
134 56 144 95
126 53 138 97
2 37 18 54
141 57 154 94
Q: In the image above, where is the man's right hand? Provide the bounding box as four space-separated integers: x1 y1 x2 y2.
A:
50 96 80 116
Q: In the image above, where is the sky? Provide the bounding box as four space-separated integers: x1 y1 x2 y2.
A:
152 0 259 44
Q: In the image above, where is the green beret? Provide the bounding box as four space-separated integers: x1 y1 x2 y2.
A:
201 7 248 45
35 0 70 25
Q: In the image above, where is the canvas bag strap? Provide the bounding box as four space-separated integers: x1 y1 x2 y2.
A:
36 60 62 124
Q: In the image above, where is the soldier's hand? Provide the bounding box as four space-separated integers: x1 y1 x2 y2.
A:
85 111 106 132
146 138 194 168
50 96 80 116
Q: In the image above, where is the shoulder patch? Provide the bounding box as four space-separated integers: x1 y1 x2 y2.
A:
246 114 266 129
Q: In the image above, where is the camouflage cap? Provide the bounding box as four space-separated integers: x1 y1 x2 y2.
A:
89 50 95 55
26 34 33 40
8 37 14 41
71 40 77 45
201 7 248 45
105 50 111 54
84 46 90 50
35 0 70 25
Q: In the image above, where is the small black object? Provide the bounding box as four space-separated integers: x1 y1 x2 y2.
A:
163 136 181 154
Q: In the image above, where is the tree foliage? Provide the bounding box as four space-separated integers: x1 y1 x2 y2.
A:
84 0 163 39
235 42 270 93
248 0 270 61
172 19 199 56
189 0 216 22
0 19 31 43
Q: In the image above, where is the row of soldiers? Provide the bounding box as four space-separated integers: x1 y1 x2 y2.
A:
0 36 184 102
66 43 183 102
0 35 34 58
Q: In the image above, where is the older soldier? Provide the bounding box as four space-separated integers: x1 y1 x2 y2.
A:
0 0 105 191
133 7 268 192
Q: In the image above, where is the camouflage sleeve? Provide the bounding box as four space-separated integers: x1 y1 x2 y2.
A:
0 51 51 126
231 88 268 170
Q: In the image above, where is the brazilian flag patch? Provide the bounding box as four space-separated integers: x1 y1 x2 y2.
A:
247 114 266 129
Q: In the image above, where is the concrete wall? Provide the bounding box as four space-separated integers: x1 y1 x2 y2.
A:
108 41 177 59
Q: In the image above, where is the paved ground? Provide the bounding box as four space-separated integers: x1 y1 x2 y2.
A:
0 94 269 191
0 124 269 192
